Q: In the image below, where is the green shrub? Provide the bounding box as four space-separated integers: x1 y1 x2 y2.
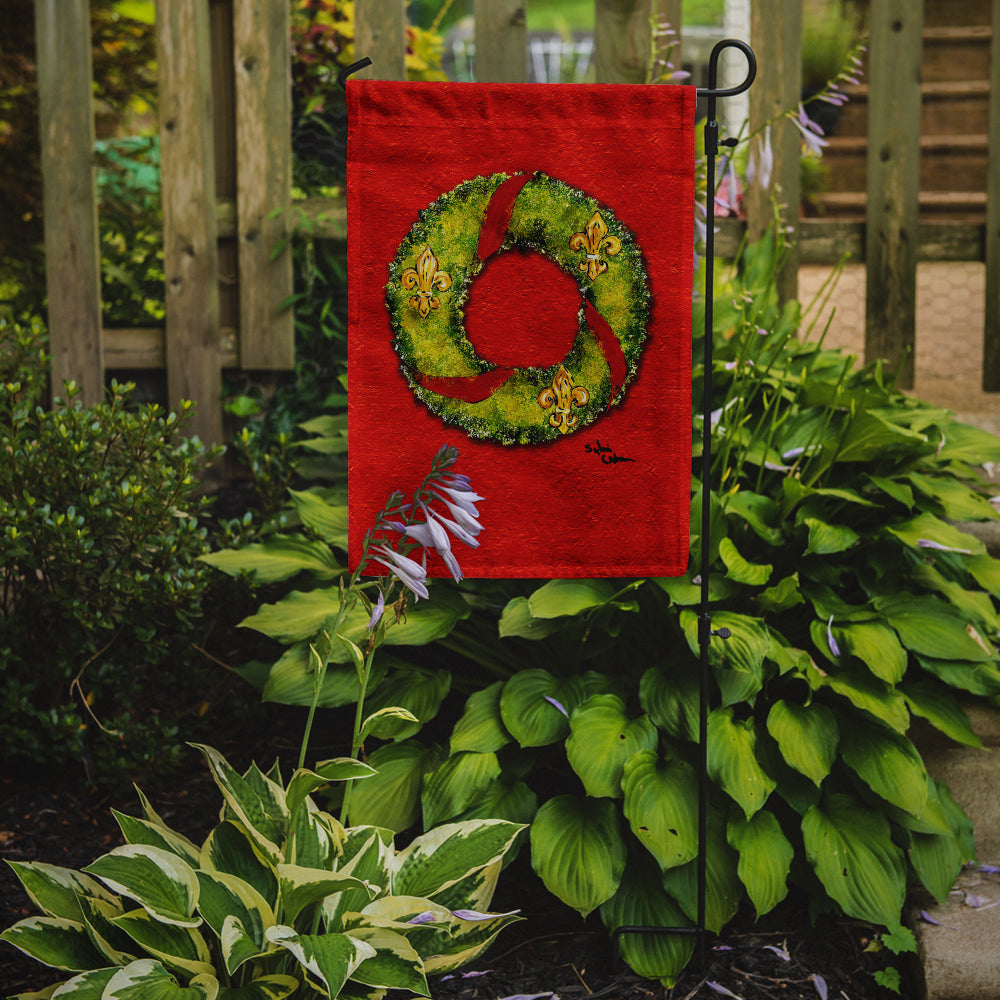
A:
0 318 220 783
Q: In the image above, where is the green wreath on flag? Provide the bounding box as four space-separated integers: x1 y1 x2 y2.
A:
386 171 651 446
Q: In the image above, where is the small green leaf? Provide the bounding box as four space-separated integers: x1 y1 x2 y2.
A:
901 680 982 748
288 489 348 546
347 740 441 832
497 597 564 639
200 536 343 584
707 708 776 818
838 718 929 817
718 537 772 585
527 579 616 618
765 700 838 786
450 682 511 754
639 664 699 742
421 752 502 828
803 517 859 556
727 810 793 917
499 670 584 747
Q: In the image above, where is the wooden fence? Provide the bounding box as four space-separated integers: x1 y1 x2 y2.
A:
33 0 1000 444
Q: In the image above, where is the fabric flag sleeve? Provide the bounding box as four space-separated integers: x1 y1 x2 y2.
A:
347 80 696 578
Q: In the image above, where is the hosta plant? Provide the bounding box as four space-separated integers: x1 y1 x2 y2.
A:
1 743 523 999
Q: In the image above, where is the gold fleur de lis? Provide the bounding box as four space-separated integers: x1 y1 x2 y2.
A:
402 245 452 318
538 366 590 434
570 211 622 280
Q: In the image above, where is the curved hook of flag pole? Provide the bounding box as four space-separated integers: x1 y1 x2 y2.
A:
337 57 373 90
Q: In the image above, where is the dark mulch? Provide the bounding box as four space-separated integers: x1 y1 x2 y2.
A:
1 748 915 1000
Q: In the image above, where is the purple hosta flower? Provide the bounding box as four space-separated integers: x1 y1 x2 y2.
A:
706 982 742 999
763 944 791 962
715 157 741 216
791 104 829 156
827 615 842 658
919 909 958 929
917 538 973 555
812 974 828 1000
746 124 774 190
407 911 438 925
979 864 1000 874
367 590 385 631
497 994 558 1000
451 908 521 921
544 695 569 718
441 970 493 982
369 544 429 600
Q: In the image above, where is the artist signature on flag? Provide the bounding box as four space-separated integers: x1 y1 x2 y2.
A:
584 440 635 466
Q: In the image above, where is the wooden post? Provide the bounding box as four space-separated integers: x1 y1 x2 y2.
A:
594 0 651 84
354 0 407 80
474 0 527 82
34 0 104 405
157 0 223 444
983 0 1000 390
746 0 801 305
233 0 294 369
864 0 923 389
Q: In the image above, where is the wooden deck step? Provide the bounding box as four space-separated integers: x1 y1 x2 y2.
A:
835 80 991 137
813 190 987 222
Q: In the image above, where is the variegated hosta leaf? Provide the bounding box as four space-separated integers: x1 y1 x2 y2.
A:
112 811 201 868
110 908 214 979
0 916 107 971
727 810 793 918
83 845 201 928
102 958 218 999
200 822 278 910
44 966 118 997
285 760 376 823
421 751 501 829
347 740 442 832
599 853 694 987
499 669 585 747
765 700 838 786
4 861 118 922
344 926 429 995
323 829 393 931
420 906 523 975
565 695 657 799
191 746 287 863
214 974 300 1000
391 820 524 901
421 859 501 916
450 681 511 754
661 810 742 934
288 802 344 870
276 864 375 925
195 871 274 974
706 707 776 819
621 751 699 871
838 717 929 817
77 894 136 966
802 793 906 926
529 795 626 917
265 926 376 998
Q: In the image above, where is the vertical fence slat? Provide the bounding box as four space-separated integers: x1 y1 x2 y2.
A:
594 0 651 84
864 0 923 389
157 0 222 445
983 0 1000 390
474 0 527 82
34 0 103 405
354 0 407 80
233 0 294 369
747 0 801 304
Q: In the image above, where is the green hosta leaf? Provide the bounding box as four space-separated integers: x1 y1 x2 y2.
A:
866 474 914 509
216 975 299 1000
362 667 451 740
392 820 524 901
621 751 698 871
599 853 694 987
707 708 776 818
966 553 1000 597
497 596 564 639
718 537 772 586
802 793 906 926
422 906 522 975
909 810 966 906
103 959 218 1000
195 871 273 974
652 572 737 606
835 410 927 463
839 718 929 816
112 812 201 868
724 490 784 545
499 670 584 747
886 512 985 557
901 680 982 748
910 562 1000 633
935 421 1000 464
5 862 118 923
661 810 741 933
83 846 200 928
190 746 287 863
802 517 859 556
765 700 838 786
277 865 374 925
906 472 998 522
200 535 343 584
916 655 1000 697
727 811 793 918
421 751 502 828
874 594 995 662
346 926 428 994
680 610 770 706
0 916 107 971
360 706 421 743
809 661 910 732
260 643 388 709
755 573 804 614
347 740 442 832
453 779 538 827
450 682 511 754
639 663 699 742
265 926 375 998
200 822 278 910
111 908 214 978
836 621 907 684
565 695 658 798
527 579 616 618
530 795 626 917
285 760 375 823
288 488 348 546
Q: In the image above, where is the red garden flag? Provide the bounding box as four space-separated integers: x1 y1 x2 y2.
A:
347 80 696 578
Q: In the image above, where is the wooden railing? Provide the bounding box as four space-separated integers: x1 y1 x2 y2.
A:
32 0 1000 444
